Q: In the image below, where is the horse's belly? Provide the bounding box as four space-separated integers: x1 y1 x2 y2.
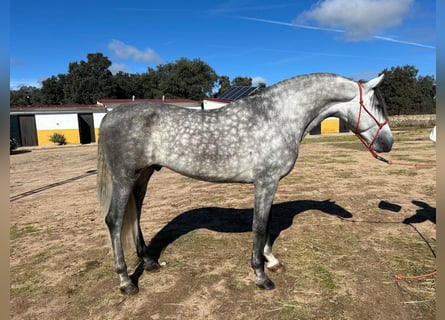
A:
162 157 254 183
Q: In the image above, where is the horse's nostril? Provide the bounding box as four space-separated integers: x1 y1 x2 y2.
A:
378 137 393 153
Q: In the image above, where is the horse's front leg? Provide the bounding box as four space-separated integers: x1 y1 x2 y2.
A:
251 178 279 290
264 232 285 273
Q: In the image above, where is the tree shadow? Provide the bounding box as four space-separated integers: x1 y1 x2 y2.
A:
403 200 436 224
144 199 352 264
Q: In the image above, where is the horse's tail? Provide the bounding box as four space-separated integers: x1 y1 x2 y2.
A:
97 142 112 221
97 142 138 255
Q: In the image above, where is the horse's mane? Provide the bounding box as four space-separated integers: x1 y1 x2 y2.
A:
273 72 354 86
270 73 387 114
372 87 389 117
239 73 353 104
252 73 354 98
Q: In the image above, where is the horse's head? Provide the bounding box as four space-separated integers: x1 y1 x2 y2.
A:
351 74 393 154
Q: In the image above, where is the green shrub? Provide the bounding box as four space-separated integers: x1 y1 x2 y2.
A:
49 133 66 145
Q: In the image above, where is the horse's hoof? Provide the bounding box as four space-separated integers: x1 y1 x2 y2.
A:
144 260 161 272
267 262 285 273
120 282 139 295
256 278 275 290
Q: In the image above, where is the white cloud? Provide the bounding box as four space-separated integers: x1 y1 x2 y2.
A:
108 39 163 63
252 76 266 86
295 0 414 40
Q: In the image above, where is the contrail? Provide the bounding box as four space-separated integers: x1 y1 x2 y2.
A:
238 16 435 49
238 16 344 33
372 35 435 49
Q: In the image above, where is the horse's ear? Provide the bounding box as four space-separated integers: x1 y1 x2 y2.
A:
363 74 384 90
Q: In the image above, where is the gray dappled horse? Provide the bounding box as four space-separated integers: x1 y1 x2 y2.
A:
97 73 393 294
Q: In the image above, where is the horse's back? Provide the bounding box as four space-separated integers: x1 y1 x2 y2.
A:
98 102 258 181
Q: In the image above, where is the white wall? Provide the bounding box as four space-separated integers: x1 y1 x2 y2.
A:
203 100 229 110
93 112 107 128
35 114 78 130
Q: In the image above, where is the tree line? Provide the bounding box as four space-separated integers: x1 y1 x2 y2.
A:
377 65 435 115
10 53 435 115
10 53 257 105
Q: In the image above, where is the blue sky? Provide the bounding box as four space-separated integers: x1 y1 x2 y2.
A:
10 0 436 91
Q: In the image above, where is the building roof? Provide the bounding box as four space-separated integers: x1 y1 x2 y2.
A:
97 98 201 109
202 97 232 103
10 98 203 114
10 104 103 114
97 98 198 104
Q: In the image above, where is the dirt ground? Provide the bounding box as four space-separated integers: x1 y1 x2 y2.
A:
10 127 436 319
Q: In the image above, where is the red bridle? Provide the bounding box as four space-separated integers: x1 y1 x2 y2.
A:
354 81 390 163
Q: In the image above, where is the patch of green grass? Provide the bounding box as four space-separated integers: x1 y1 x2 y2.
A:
11 244 67 299
10 224 39 240
332 159 356 165
10 264 42 299
32 249 53 263
388 154 436 164
275 300 311 320
10 285 33 296
392 126 433 133
392 128 435 142
386 236 436 274
421 185 436 197
315 265 335 289
336 142 368 152
389 169 418 177
59 261 115 308
302 134 358 144
299 153 356 165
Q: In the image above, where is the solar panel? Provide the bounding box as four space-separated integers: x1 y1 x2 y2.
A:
219 86 258 100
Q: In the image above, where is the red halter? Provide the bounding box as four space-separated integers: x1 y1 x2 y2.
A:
354 81 390 163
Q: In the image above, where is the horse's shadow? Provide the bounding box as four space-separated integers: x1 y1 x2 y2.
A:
403 200 436 224
131 199 352 283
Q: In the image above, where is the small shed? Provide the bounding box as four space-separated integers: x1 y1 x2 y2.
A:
10 98 202 147
10 104 106 147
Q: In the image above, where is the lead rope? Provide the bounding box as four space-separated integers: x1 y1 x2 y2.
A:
395 270 436 280
395 223 436 280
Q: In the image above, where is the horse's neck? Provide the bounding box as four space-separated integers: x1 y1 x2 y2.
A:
271 76 357 138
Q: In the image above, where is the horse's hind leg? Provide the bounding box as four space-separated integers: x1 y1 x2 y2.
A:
133 167 161 271
105 180 138 294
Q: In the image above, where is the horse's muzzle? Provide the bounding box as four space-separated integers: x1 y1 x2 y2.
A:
373 135 393 153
